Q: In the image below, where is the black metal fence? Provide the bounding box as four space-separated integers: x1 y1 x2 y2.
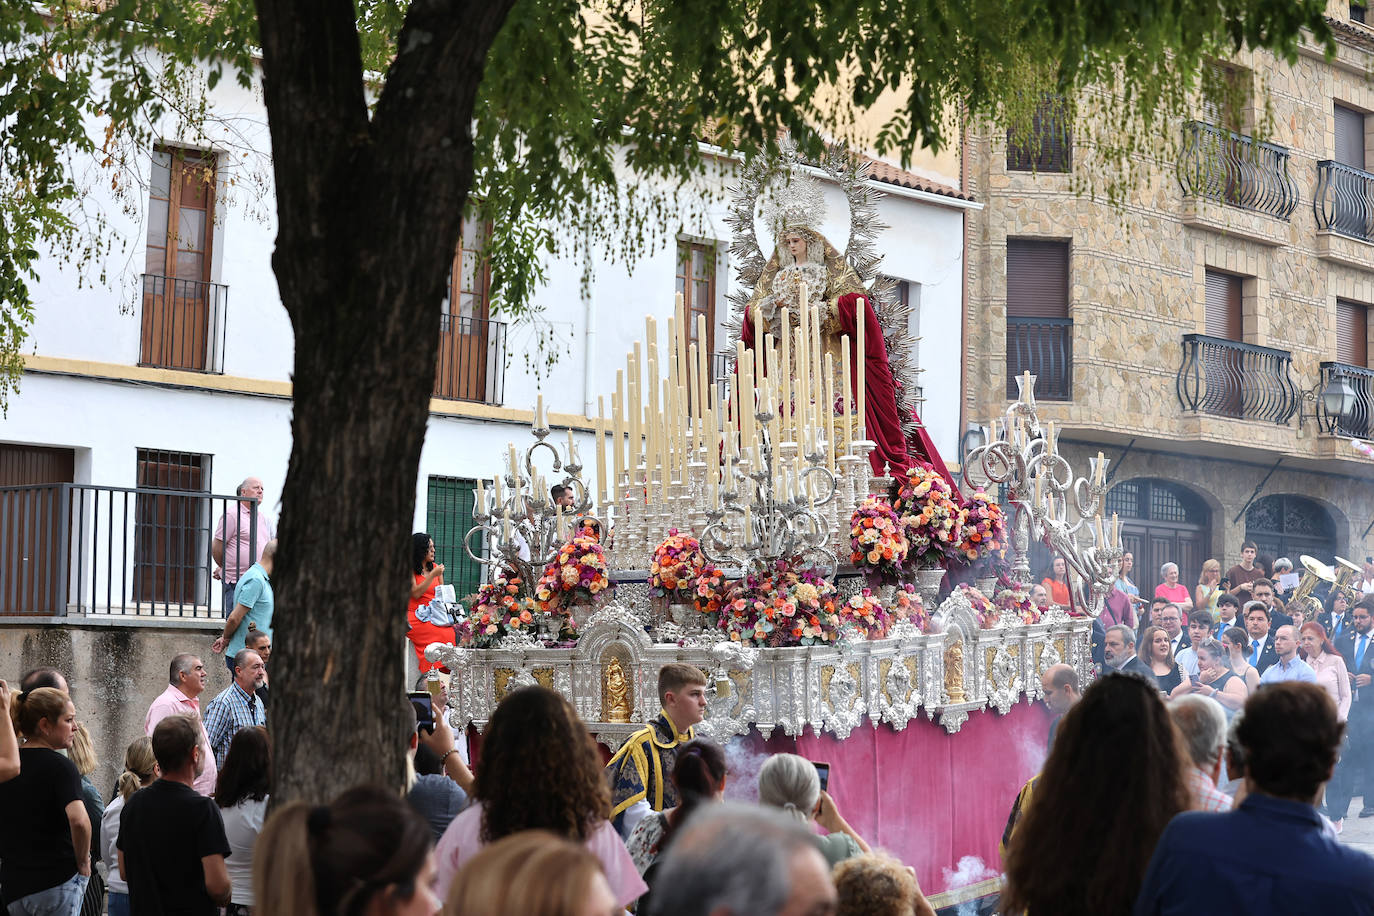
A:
434 314 507 404
1314 160 1374 241
139 274 229 373
1176 334 1298 424
1006 317 1073 400
0 484 261 617
1319 361 1374 438
1178 121 1299 220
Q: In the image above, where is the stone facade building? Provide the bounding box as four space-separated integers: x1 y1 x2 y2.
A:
965 4 1374 596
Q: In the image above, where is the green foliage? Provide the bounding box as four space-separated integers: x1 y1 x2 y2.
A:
0 0 1339 400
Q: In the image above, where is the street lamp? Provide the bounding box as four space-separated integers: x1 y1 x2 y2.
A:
1322 374 1358 421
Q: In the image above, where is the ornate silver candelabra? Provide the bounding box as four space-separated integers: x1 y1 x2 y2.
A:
700 398 840 577
964 373 1122 616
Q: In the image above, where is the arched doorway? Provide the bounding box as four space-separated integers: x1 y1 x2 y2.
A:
1245 495 1338 566
1105 479 1212 598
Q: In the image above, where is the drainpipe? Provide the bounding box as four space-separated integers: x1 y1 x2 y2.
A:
958 112 971 442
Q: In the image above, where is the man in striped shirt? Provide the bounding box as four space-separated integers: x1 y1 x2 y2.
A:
202 649 267 769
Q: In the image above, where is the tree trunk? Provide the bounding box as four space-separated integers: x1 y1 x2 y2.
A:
252 0 517 804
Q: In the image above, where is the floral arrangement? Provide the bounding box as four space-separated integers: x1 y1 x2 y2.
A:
693 565 728 618
535 530 612 613
461 571 537 647
890 584 929 632
995 583 1040 625
849 498 909 583
720 563 840 647
956 584 999 629
891 463 961 568
837 589 894 640
956 490 1008 569
650 529 707 602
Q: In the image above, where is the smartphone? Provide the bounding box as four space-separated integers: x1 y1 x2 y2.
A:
408 691 435 734
1189 674 1201 686
1219 577 1231 588
812 760 831 792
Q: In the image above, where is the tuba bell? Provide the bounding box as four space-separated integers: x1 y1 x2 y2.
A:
1333 556 1364 605
1291 556 1337 618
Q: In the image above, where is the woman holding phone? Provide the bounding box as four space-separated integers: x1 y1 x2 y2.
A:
1169 638 1247 713
757 753 870 867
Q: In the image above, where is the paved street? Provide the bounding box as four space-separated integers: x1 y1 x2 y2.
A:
1335 800 1374 857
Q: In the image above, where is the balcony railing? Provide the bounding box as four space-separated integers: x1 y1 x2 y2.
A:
1176 334 1298 424
1314 160 1374 241
139 274 229 373
1178 121 1299 220
0 484 258 617
1006 317 1072 400
434 314 506 404
1319 361 1374 437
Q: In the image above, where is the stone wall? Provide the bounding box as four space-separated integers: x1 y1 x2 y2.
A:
965 15 1374 562
0 618 228 800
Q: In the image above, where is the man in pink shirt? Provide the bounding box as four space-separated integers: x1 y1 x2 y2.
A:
144 654 217 796
211 477 276 618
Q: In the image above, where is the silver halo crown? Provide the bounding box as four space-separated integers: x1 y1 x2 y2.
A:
761 170 826 242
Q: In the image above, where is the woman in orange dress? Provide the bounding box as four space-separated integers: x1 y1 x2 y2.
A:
1042 556 1072 606
409 532 449 673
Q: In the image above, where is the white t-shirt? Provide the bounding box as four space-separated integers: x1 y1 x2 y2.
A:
221 797 268 905
101 794 129 894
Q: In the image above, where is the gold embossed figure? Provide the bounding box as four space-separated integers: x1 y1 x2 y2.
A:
605 657 632 723
944 641 966 703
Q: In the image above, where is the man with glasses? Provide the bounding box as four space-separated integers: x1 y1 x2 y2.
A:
1335 597 1374 820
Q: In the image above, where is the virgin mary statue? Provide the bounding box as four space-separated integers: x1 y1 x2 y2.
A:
739 175 954 486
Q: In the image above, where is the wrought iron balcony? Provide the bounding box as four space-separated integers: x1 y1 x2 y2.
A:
1177 334 1298 424
139 274 229 373
1178 121 1299 220
1314 160 1374 241
434 314 507 404
1319 361 1374 437
1006 317 1072 400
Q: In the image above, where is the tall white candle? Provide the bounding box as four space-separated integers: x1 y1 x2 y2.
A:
476 478 486 516
535 394 545 430
823 353 835 472
840 335 853 455
595 398 608 510
779 307 792 441
502 507 512 541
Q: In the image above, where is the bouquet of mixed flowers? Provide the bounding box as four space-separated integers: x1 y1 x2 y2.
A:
890 584 929 632
995 583 1040 625
891 463 961 568
956 584 999 629
956 490 1008 569
650 529 707 602
535 530 612 613
849 498 909 583
692 565 728 618
460 571 537 647
720 563 840 648
837 589 895 640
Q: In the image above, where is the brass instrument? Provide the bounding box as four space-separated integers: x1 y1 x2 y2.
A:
1332 556 1364 605
1291 555 1335 617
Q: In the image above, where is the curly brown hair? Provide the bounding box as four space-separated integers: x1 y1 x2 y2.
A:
833 851 920 916
475 686 610 844
1002 672 1192 916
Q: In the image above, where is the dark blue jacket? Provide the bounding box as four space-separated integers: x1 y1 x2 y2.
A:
1134 794 1374 916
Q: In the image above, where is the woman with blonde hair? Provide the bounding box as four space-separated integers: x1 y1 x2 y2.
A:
255 783 441 916
68 724 109 916
101 736 157 916
757 752 870 866
443 830 618 916
1195 559 1223 613
0 686 91 912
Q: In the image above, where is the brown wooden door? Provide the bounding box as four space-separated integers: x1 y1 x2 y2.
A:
435 217 490 401
1204 270 1244 417
141 150 215 371
0 445 75 615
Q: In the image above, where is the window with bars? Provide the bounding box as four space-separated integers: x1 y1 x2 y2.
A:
435 216 503 403
133 449 212 608
1006 96 1072 173
427 475 486 601
1353 2 1367 24
887 278 922 403
142 148 226 372
1005 239 1072 400
1338 299 1369 367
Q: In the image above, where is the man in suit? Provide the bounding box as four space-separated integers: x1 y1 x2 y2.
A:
1158 603 1189 658
1213 592 1242 638
1137 597 1168 649
1320 592 1352 642
1243 601 1280 675
1252 578 1293 631
1103 624 1157 685
1332 597 1374 821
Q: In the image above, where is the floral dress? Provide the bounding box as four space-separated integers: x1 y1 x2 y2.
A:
625 811 669 876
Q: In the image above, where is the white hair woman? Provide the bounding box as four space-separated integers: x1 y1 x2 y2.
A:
1154 561 1193 613
756 753 870 867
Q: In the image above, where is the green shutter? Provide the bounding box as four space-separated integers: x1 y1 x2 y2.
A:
426 476 486 601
